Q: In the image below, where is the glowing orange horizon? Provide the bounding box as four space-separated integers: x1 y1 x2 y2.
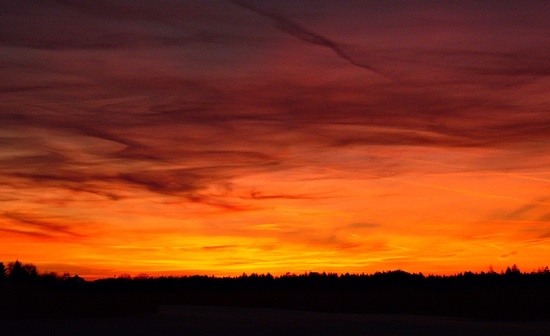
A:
2 144 548 280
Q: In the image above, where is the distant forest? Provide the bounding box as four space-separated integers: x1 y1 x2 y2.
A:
1 260 550 320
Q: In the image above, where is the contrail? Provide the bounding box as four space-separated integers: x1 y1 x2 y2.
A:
229 0 383 76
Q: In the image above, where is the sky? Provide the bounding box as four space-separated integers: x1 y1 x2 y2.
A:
1 0 550 279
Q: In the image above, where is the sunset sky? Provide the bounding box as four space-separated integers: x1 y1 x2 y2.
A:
1 0 550 279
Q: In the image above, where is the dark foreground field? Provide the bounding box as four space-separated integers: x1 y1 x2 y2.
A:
2 265 550 334
2 305 550 336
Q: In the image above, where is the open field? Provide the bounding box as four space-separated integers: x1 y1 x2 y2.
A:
2 305 550 336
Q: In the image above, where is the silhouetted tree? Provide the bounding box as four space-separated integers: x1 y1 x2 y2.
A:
7 260 23 281
505 264 521 275
134 273 151 280
535 266 549 274
23 263 38 278
0 262 6 282
7 260 38 283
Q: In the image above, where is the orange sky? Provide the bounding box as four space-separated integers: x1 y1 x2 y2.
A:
1 0 550 279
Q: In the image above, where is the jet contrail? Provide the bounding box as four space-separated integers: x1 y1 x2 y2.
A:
229 0 384 76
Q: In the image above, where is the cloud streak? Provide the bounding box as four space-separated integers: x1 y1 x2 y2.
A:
228 0 383 76
1 211 85 238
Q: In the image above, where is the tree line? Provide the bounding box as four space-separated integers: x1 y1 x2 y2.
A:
0 260 84 286
2 260 550 319
1 260 549 290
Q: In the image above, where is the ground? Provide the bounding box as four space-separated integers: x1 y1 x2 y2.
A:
2 305 550 336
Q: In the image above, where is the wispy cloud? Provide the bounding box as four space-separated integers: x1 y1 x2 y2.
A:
228 0 383 76
2 211 85 238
